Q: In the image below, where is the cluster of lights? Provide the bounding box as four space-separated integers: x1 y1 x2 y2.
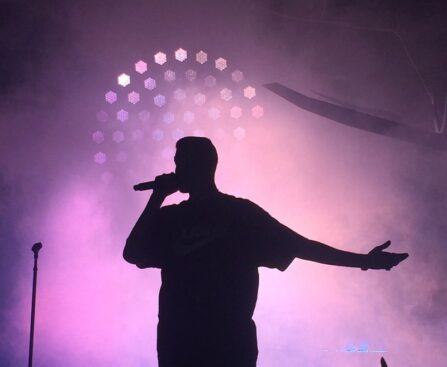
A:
94 48 265 171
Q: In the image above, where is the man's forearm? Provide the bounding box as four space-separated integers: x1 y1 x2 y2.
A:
298 240 367 268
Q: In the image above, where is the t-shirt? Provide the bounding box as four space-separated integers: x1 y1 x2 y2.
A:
139 192 307 366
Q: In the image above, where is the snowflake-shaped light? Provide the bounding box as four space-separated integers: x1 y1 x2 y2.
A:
163 112 175 124
135 60 147 74
196 50 207 64
215 58 227 71
164 70 176 82
117 109 129 122
118 73 130 87
252 105 264 119
208 107 220 120
230 106 242 119
139 110 150 121
94 152 106 164
233 126 246 140
175 48 187 62
243 86 256 99
152 129 164 141
194 93 206 106
128 91 140 104
185 69 197 81
92 131 105 144
154 52 167 65
105 91 117 104
204 75 216 88
144 77 156 90
96 110 108 122
154 94 166 107
231 70 243 82
172 128 185 141
184 111 195 124
173 88 186 101
112 130 125 143
220 88 232 101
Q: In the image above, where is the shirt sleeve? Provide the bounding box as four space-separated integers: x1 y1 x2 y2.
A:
241 200 309 271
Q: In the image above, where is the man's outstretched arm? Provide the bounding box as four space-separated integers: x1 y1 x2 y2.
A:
295 238 408 270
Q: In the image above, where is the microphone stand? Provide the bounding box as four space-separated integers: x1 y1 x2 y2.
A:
28 242 42 367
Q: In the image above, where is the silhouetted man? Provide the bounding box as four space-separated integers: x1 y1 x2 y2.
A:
124 136 408 367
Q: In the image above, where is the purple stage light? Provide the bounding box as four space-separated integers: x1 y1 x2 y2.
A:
144 77 156 90
233 126 246 140
231 70 243 82
135 60 147 74
163 112 175 124
112 130 125 143
94 152 106 164
220 88 232 101
215 57 227 71
175 48 187 62
194 93 206 106
117 109 129 122
105 91 117 104
152 129 164 141
183 111 195 124
92 131 105 144
164 70 176 82
185 69 197 81
230 106 242 119
204 75 216 88
172 128 185 141
173 88 186 101
252 105 264 119
154 94 166 107
131 129 143 140
128 91 140 104
196 50 207 64
243 86 256 99
96 111 108 122
154 52 167 65
208 107 220 120
117 73 130 87
138 110 150 121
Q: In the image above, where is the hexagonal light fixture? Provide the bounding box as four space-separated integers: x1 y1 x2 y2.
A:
243 86 256 99
184 111 195 124
128 91 140 104
105 91 117 104
185 69 197 81
92 131 105 144
172 128 185 141
231 70 243 82
94 152 106 164
233 126 246 140
163 112 175 124
208 107 220 120
154 94 166 107
220 88 232 101
230 106 242 119
117 109 129 122
175 48 187 62
138 110 150 121
194 93 206 106
252 105 264 119
196 50 208 64
204 75 216 88
215 57 227 71
164 70 176 82
117 73 130 87
152 129 164 141
173 88 186 101
144 77 156 90
135 60 147 74
112 130 125 143
96 110 108 122
154 52 167 65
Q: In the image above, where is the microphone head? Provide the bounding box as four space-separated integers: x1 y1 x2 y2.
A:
32 242 43 254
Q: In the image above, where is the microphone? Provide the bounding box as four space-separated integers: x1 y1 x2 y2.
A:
133 181 156 191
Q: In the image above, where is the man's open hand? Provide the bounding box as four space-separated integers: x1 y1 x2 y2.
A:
362 241 409 271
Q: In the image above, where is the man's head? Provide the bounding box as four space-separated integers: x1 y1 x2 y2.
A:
174 136 218 193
